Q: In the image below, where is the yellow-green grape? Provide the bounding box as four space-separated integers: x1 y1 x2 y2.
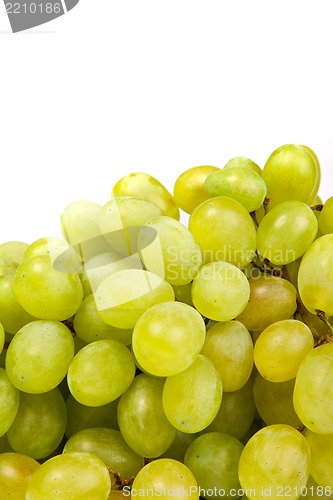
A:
7 388 66 459
0 367 20 437
0 434 13 453
253 319 314 383
318 196 333 234
192 261 250 322
223 156 262 176
0 321 4 353
112 172 180 220
238 424 311 499
184 432 244 499
298 234 333 315
6 320 74 394
201 321 253 392
173 165 220 214
0 453 40 500
132 301 205 377
304 475 333 500
206 378 255 440
204 167 267 213
236 275 297 332
138 216 202 285
13 255 83 321
95 269 175 329
24 236 80 273
68 339 135 407
293 343 333 433
63 428 144 485
189 196 256 267
73 294 132 345
257 200 318 265
160 430 198 462
0 257 17 277
172 282 193 306
262 144 319 208
304 429 333 488
0 275 37 334
131 459 199 500
285 258 301 289
302 145 321 206
0 241 28 266
253 374 302 428
162 355 222 433
26 452 111 500
117 374 176 458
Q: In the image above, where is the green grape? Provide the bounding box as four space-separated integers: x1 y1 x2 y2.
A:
130 458 198 500
0 275 36 334
302 145 322 206
298 234 333 315
138 216 202 285
0 256 17 277
304 475 333 500
26 452 111 500
223 156 262 176
0 433 13 452
13 255 83 321
0 367 20 437
257 200 318 265
262 144 319 208
162 355 222 433
253 319 314 382
112 172 180 220
236 275 297 332
205 378 255 440
204 167 267 213
68 339 135 406
63 428 144 484
192 261 250 322
117 374 176 458
0 452 40 500
304 429 333 487
0 321 4 353
184 432 244 499
24 236 80 273
238 424 311 499
0 241 29 266
95 269 175 328
160 430 198 462
284 258 301 289
201 321 253 392
318 196 333 234
173 165 220 214
6 320 75 393
7 388 66 459
293 343 333 433
66 394 119 438
253 374 302 427
132 301 205 377
189 196 256 267
73 294 132 345
172 282 194 306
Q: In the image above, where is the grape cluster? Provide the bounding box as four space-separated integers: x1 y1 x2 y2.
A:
1 144 333 499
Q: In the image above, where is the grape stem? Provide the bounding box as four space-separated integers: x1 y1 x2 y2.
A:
263 197 270 214
315 310 333 336
296 298 321 342
250 211 259 227
107 467 135 490
310 204 324 212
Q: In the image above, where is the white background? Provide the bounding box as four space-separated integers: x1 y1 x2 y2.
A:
0 0 332 243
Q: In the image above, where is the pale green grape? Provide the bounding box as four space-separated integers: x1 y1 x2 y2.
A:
0 241 28 266
189 196 256 267
131 458 198 500
262 144 319 208
257 200 318 265
6 320 75 393
0 452 40 500
223 156 262 176
118 374 176 458
160 430 198 462
184 432 244 499
253 374 302 427
0 256 17 277
0 321 4 353
7 388 66 459
0 367 20 437
302 145 322 206
67 339 135 406
95 269 175 328
253 319 314 382
138 216 202 285
173 165 220 214
63 428 144 484
162 355 222 433
73 294 132 345
238 424 311 499
172 282 194 306
24 236 80 273
132 301 205 377
201 320 253 391
298 234 333 315
204 167 266 213
112 172 180 219
237 275 297 332
26 452 111 500
304 429 333 487
61 200 106 250
304 475 333 500
192 261 250 322
13 255 83 321
293 343 333 433
0 275 36 334
318 196 333 234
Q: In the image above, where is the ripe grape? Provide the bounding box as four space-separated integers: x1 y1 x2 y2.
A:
318 196 333 234
173 165 220 214
0 452 40 499
0 274 37 334
0 367 20 437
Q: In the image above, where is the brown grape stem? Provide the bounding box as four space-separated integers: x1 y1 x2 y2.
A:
296 298 321 342
263 197 270 214
310 204 324 212
250 211 259 227
315 310 333 336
